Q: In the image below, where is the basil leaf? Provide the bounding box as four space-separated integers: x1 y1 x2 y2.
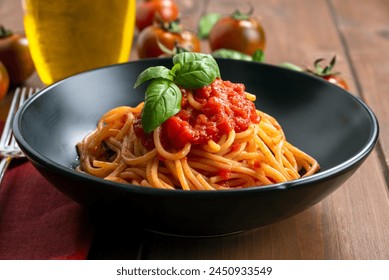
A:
173 52 219 75
169 63 181 77
198 13 222 39
142 78 181 133
173 53 220 88
212 48 265 63
207 54 221 78
173 52 205 65
212 49 253 61
279 62 304 72
174 60 218 89
134 66 172 88
134 52 223 132
252 49 265 62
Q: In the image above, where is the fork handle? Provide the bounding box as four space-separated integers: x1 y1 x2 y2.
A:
0 157 12 184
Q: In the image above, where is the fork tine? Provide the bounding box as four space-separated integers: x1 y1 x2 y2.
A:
28 88 39 98
1 87 39 149
18 87 28 107
10 88 32 148
0 87 39 185
0 88 22 148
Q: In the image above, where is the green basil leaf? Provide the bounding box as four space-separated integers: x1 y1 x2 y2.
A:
212 49 253 61
212 48 265 63
134 52 223 132
252 49 265 62
173 52 219 75
134 66 172 88
172 52 205 65
279 62 304 72
174 60 218 89
142 78 181 133
207 54 221 78
198 13 222 39
172 53 220 88
169 63 181 77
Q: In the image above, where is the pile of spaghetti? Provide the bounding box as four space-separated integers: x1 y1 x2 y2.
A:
77 76 319 190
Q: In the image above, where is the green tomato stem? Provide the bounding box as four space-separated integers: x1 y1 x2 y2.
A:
0 25 13 38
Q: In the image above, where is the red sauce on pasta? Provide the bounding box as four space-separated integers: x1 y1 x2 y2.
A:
134 78 260 150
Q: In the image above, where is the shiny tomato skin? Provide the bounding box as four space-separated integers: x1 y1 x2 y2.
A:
136 0 180 31
0 33 35 86
323 75 349 90
209 17 266 56
136 25 201 58
0 61 10 100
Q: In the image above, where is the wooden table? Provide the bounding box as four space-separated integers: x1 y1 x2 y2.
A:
1 0 389 259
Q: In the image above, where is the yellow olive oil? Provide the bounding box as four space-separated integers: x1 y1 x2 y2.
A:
23 0 136 84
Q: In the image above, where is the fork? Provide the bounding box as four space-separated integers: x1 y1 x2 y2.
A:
0 87 38 185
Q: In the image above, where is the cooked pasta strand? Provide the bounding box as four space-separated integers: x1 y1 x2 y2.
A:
77 91 320 190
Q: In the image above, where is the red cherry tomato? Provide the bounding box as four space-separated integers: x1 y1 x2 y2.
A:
0 61 10 100
0 26 35 86
136 0 180 31
323 74 349 90
308 56 349 91
209 10 266 56
136 23 201 58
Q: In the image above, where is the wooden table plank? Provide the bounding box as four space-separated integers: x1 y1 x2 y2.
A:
329 0 389 178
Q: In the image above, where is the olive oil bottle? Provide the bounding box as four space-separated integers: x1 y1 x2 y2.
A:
22 0 136 84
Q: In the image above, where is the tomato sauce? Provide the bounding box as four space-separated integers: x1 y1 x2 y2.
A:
134 78 260 150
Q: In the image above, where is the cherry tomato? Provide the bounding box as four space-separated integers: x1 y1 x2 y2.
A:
136 0 180 31
323 74 349 90
0 26 35 86
0 61 10 100
308 56 349 90
136 22 201 58
208 10 266 56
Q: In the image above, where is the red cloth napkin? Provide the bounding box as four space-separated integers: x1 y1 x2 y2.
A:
0 126 94 259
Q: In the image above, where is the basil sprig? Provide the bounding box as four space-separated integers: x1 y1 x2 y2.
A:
133 66 173 88
173 52 221 89
212 49 265 63
197 13 222 39
134 52 220 133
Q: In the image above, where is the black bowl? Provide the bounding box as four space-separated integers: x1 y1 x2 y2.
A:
13 58 379 236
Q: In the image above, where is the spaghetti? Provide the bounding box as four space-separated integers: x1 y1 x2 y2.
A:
76 78 319 190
